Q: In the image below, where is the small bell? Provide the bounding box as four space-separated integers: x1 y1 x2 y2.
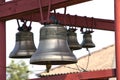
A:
81 31 95 48
9 20 36 58
67 28 82 50
30 24 77 65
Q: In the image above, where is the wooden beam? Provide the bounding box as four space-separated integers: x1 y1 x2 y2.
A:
0 21 6 80
0 0 91 20
17 13 115 31
115 0 120 79
0 1 6 80
0 0 114 31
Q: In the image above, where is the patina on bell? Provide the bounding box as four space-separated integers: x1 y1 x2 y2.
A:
81 31 95 48
9 23 36 58
30 24 77 65
67 28 82 50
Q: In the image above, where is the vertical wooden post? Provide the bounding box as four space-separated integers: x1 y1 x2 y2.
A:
115 0 120 80
0 23 6 79
0 0 6 80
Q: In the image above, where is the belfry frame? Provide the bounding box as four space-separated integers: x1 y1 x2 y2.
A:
0 0 119 80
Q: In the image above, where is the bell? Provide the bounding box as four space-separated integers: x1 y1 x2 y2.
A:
67 28 82 50
30 24 77 65
9 31 36 58
9 20 36 58
81 31 95 48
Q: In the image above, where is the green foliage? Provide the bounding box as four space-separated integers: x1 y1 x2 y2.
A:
7 60 29 80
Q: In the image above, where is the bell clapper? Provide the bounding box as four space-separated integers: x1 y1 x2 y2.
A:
46 62 52 73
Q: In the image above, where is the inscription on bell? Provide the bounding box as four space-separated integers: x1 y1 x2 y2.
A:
16 31 33 41
40 25 67 40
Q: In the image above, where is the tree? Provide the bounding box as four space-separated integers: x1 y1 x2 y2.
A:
7 60 29 80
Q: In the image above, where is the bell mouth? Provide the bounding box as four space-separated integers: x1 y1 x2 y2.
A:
9 51 35 58
69 45 82 50
30 51 77 65
30 61 77 65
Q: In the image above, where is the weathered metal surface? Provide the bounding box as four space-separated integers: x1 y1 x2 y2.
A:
30 24 77 65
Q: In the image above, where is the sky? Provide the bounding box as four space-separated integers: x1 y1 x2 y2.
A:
6 0 115 79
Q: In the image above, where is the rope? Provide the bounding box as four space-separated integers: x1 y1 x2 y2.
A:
85 48 91 71
38 0 52 24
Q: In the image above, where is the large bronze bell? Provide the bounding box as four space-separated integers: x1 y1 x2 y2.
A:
9 21 36 58
81 31 95 48
67 28 82 50
30 24 77 65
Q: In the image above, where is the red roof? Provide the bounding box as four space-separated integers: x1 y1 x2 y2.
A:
30 69 116 80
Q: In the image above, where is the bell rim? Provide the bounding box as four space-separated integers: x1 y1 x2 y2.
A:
30 60 77 65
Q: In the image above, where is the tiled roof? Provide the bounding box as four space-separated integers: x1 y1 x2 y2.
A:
31 69 115 80
39 44 115 77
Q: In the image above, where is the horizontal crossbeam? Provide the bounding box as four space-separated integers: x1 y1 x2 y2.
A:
0 0 114 31
17 13 115 31
0 0 91 20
